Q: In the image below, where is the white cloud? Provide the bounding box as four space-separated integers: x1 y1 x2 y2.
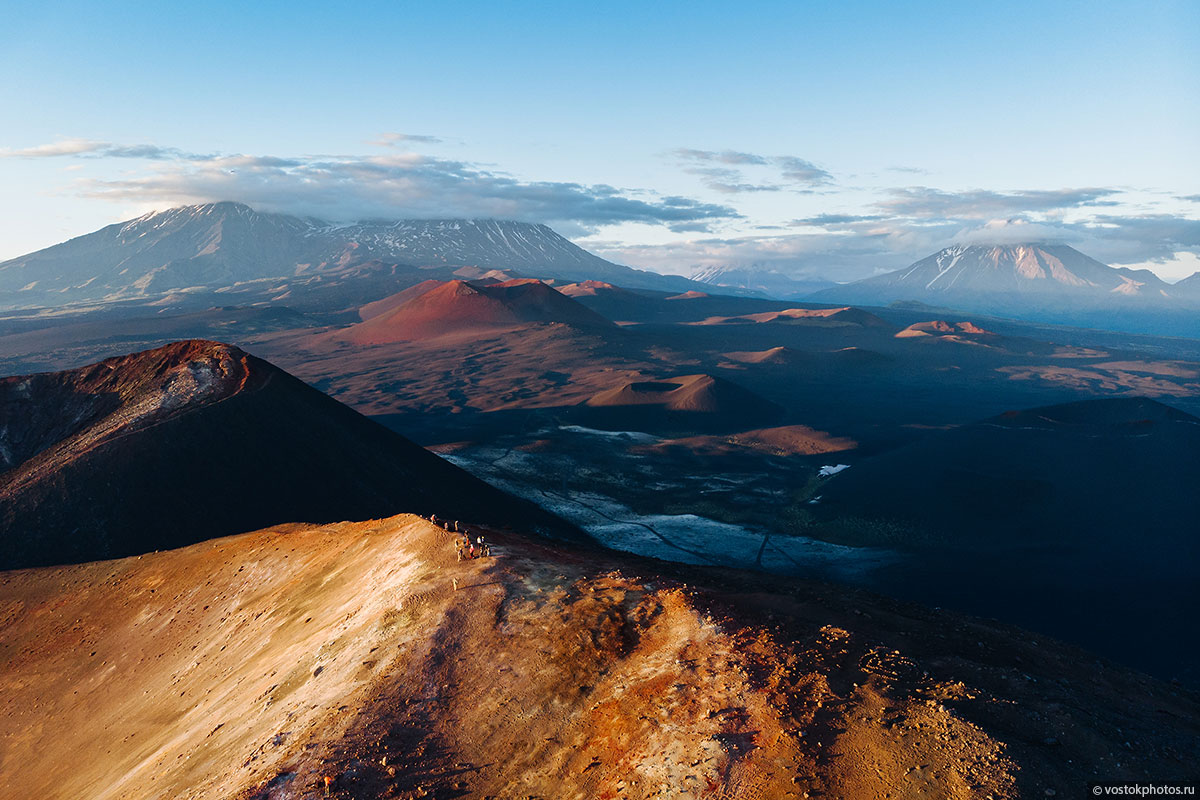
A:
10 138 741 234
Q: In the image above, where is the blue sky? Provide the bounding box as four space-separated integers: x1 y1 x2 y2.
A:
1 0 1197 279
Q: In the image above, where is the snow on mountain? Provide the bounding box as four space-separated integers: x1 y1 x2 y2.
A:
0 202 698 309
807 243 1200 336
815 244 1184 305
690 265 835 299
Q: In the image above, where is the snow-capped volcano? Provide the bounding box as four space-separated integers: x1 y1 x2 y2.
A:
883 244 1170 297
814 243 1179 306
0 202 697 308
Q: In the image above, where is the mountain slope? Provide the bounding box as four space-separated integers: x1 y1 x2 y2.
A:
835 244 1175 301
0 202 319 303
691 266 836 299
812 244 1199 336
1172 270 1200 299
819 396 1200 549
813 396 1200 680
332 279 615 344
0 202 701 308
0 340 578 568
815 243 1187 306
2 513 1195 799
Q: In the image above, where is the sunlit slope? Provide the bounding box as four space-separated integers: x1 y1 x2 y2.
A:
1 514 1196 799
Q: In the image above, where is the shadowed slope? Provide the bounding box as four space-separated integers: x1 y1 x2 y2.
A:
0 341 579 568
814 396 1200 680
818 396 1200 549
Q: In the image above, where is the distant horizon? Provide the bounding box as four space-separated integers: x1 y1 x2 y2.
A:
2 1 1196 281
9 199 1195 285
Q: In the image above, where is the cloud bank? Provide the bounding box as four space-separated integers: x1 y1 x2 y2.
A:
599 187 1200 281
673 149 832 194
5 138 739 235
6 137 1196 280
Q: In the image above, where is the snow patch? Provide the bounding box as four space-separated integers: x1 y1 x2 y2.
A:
557 425 660 443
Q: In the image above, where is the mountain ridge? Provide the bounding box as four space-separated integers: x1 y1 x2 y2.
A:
815 243 1180 304
0 202 702 309
0 339 580 568
810 243 1200 337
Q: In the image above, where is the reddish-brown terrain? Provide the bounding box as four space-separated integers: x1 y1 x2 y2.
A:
0 341 577 569
641 425 858 458
721 346 808 366
693 306 891 328
895 320 996 339
585 373 783 430
1 514 1196 799
331 279 614 344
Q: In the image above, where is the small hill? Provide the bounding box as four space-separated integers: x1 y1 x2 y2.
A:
333 279 615 344
0 341 578 568
895 320 996 339
450 266 516 282
665 289 709 300
1 514 1195 799
584 373 782 430
694 306 891 328
643 424 857 457
722 346 809 365
557 280 631 298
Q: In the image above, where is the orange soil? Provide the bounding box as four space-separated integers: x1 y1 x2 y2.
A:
1 515 1196 799
640 424 858 457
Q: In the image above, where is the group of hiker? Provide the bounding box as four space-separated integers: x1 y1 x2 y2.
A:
429 514 491 561
455 534 490 561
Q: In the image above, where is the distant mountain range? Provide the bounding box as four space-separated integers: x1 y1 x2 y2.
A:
3 208 1197 337
691 265 836 299
818 243 1180 301
0 201 702 310
695 245 1200 334
811 244 1200 336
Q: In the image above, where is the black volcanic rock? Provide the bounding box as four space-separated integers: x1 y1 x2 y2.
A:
818 396 1200 549
0 340 581 568
815 396 1200 682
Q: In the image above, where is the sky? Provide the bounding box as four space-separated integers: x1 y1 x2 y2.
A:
1 0 1197 281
